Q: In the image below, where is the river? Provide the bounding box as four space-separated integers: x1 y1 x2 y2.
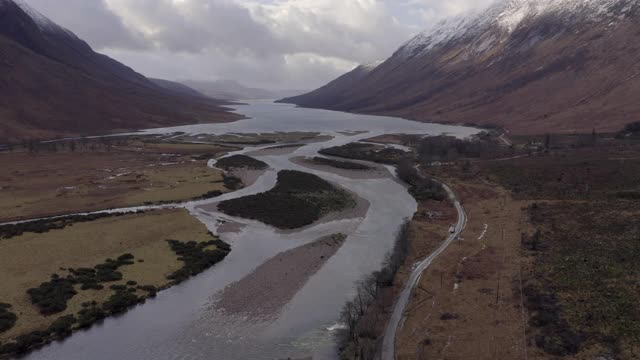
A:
23 101 477 360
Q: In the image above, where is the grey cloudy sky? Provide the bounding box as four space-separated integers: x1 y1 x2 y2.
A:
25 0 495 90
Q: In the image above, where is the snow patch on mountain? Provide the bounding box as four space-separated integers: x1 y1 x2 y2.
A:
360 60 383 72
398 0 637 60
12 0 78 39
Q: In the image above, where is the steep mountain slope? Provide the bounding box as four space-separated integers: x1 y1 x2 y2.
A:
276 62 380 108
281 0 640 134
0 0 240 143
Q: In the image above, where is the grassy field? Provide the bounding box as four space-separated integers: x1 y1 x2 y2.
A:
476 143 640 358
0 137 231 221
0 209 228 355
358 128 640 360
218 170 355 229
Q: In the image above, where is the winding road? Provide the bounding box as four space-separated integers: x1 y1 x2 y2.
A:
380 180 467 360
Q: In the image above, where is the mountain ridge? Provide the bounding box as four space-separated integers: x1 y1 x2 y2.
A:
0 0 240 143
281 0 640 135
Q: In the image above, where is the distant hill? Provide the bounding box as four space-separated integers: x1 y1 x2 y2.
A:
281 0 640 135
183 79 306 101
0 0 240 143
149 78 206 98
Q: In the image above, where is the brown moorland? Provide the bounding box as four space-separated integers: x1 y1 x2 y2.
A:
0 137 231 222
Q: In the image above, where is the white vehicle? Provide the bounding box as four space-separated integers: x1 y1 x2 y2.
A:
449 226 456 234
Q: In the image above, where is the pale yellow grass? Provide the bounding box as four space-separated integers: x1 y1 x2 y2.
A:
0 209 214 342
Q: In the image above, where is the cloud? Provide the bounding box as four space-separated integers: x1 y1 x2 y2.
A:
23 0 497 89
25 0 146 49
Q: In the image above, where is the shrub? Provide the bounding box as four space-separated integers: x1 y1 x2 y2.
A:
0 212 143 240
218 170 355 229
77 306 106 329
440 312 459 320
27 278 77 315
11 331 49 354
311 157 372 170
319 143 408 164
166 239 231 283
0 304 17 333
215 155 268 170
137 285 158 297
102 290 140 315
222 174 243 190
47 315 77 336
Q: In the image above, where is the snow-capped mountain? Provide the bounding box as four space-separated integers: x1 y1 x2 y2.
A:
0 0 238 143
282 0 640 134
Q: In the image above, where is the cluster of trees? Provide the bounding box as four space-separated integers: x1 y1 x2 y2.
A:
27 253 137 315
338 221 410 359
0 211 144 240
166 238 231 283
311 157 372 170
623 121 640 134
417 135 512 163
319 143 408 165
396 160 446 201
6 137 129 154
1 253 163 356
215 155 268 171
0 303 17 333
218 170 355 229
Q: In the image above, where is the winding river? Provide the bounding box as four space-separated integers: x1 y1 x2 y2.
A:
24 101 477 360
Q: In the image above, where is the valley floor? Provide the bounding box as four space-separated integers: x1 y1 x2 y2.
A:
389 133 640 360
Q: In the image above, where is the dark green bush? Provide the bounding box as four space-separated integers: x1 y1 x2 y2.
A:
47 315 77 336
166 239 231 283
215 155 268 170
137 285 158 297
311 157 372 170
319 143 407 164
27 278 77 315
0 211 145 240
77 306 106 329
218 170 354 229
0 303 17 333
103 290 140 315
222 174 243 190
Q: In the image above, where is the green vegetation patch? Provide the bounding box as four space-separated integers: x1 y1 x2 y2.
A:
223 174 243 190
0 303 17 333
416 135 513 163
523 201 640 356
215 155 268 171
486 152 640 200
0 211 145 240
166 238 231 283
319 143 408 165
27 254 136 315
311 157 372 170
218 170 356 229
396 161 446 201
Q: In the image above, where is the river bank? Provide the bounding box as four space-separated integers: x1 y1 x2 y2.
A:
0 136 233 223
12 101 478 360
0 209 230 358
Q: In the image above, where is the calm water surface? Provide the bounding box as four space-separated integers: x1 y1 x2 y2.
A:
24 101 477 360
